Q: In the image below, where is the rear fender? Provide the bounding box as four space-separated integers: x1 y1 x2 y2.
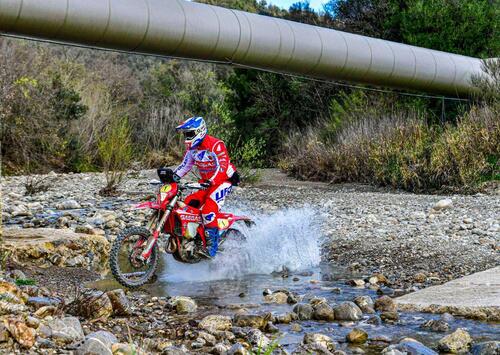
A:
217 213 254 230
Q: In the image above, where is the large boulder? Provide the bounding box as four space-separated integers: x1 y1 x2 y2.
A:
66 291 113 320
46 316 85 345
1 228 110 272
199 315 232 332
333 302 362 321
438 328 473 353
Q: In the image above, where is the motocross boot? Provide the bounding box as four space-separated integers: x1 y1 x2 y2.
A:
205 227 220 257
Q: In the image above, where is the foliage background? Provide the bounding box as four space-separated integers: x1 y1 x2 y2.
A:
1 0 498 191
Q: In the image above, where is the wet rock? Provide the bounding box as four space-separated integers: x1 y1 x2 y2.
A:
471 341 500 355
395 338 437 355
303 333 336 352
346 328 368 344
77 330 118 355
374 296 397 312
275 312 297 324
264 291 288 304
66 290 113 320
420 319 449 332
380 311 399 322
246 328 270 348
287 292 299 304
438 328 472 353
333 302 362 321
56 200 81 210
440 312 455 323
376 287 395 296
233 314 269 330
4 317 36 348
290 323 302 332
265 321 279 333
293 303 314 320
353 296 374 313
433 198 452 210
46 316 84 344
111 343 136 355
168 296 197 314
312 301 335 321
367 315 382 325
348 279 365 287
228 343 249 355
200 315 232 332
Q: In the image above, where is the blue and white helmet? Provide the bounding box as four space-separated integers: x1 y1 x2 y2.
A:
176 116 207 150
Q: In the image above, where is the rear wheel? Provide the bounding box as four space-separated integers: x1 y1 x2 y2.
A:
109 227 159 288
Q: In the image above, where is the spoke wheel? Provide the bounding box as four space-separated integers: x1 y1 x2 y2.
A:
109 227 159 288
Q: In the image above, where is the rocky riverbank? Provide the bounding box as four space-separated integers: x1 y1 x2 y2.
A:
1 169 499 353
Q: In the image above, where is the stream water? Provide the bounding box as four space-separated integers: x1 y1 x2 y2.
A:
140 206 499 352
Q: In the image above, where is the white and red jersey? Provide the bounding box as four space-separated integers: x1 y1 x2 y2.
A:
175 135 236 185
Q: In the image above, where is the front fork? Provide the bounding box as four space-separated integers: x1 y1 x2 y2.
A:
139 195 178 261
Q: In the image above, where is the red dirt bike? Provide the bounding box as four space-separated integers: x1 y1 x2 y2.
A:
109 178 252 288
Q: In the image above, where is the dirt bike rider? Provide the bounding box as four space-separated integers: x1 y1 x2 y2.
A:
169 116 239 257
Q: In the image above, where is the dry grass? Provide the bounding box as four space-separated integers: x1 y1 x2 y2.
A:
281 104 499 193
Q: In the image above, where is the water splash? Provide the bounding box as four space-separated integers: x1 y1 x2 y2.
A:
160 206 322 282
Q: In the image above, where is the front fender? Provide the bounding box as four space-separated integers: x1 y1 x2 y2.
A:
134 201 160 209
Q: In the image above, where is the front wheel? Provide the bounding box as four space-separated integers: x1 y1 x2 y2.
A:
109 227 159 288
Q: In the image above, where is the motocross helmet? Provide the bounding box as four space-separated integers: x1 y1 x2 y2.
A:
176 116 207 150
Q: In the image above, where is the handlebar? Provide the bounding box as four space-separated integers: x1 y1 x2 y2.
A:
180 182 210 190
149 179 209 191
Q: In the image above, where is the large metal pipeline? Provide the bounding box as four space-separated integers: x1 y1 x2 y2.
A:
0 0 485 96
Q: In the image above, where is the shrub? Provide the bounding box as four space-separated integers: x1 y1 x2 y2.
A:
281 105 499 193
24 175 54 195
97 117 134 196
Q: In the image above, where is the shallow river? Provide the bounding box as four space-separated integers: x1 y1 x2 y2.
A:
140 207 499 352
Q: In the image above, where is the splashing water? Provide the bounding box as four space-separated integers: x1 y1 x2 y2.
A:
160 206 322 282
